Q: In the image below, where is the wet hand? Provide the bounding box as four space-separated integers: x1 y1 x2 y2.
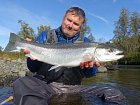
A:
24 49 30 54
23 38 37 60
80 61 100 69
23 49 37 60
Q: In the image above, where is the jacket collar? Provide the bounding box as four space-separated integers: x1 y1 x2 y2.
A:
55 26 80 43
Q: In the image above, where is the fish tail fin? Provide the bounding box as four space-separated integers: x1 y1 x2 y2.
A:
4 33 21 52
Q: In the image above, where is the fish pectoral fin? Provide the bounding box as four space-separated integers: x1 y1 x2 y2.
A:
83 54 94 62
48 65 62 72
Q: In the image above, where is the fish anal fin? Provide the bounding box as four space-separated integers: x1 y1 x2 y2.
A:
48 65 62 72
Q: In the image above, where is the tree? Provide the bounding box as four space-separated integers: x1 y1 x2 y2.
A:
37 25 51 36
18 20 36 40
79 19 91 41
0 46 3 52
112 8 140 64
129 12 140 53
130 12 140 36
113 8 130 49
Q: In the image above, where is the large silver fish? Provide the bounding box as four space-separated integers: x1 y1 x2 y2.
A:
4 33 124 70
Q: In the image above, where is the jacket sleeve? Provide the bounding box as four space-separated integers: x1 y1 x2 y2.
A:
27 57 43 73
27 30 48 72
83 37 91 43
82 66 98 78
36 31 48 44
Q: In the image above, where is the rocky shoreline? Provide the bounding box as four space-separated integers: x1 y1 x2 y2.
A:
0 59 29 87
0 58 110 87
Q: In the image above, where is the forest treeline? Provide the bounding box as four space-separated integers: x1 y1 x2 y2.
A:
0 8 140 65
111 8 140 64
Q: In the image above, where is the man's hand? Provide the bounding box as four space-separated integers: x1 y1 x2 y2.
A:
80 61 100 69
24 49 30 54
23 37 37 60
23 49 37 60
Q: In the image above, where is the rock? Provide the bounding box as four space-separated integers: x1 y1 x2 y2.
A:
0 59 28 86
98 66 107 73
18 71 26 77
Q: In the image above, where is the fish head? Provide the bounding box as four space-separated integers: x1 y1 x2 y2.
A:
94 47 124 62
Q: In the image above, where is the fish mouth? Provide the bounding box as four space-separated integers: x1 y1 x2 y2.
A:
116 50 123 55
113 50 124 58
112 50 124 60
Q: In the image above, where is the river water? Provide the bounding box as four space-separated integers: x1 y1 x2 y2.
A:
0 65 140 105
82 65 140 105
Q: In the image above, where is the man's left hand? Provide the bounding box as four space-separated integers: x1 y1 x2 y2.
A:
80 61 100 69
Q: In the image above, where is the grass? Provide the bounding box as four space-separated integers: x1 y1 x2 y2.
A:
0 52 26 62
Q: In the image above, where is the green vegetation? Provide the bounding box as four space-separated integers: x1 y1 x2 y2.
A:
110 8 140 64
79 18 95 41
17 20 52 41
0 52 26 62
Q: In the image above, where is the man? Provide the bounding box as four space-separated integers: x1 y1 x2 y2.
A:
13 7 125 105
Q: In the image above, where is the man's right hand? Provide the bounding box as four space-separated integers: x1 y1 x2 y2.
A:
24 49 30 54
24 37 37 60
23 49 37 60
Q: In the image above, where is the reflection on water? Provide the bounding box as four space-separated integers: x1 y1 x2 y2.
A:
82 65 140 105
83 65 140 90
0 87 13 105
0 65 140 105
108 68 140 90
48 93 103 105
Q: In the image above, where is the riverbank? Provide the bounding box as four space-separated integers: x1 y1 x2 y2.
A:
0 59 28 87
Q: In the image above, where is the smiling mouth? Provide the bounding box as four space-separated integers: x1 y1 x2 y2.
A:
64 33 73 37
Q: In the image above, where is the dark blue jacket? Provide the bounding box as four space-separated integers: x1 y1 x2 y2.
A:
27 27 97 85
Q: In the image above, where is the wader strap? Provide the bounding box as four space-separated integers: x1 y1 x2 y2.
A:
47 29 58 43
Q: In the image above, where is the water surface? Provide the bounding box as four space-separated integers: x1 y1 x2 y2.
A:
82 65 140 105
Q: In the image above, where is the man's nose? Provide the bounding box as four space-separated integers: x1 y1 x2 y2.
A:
68 23 73 29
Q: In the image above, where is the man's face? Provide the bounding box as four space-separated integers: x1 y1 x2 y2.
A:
61 12 84 37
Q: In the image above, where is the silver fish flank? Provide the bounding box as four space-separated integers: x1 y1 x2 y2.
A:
4 33 124 70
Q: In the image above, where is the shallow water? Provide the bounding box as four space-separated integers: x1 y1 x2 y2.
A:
82 65 140 105
0 65 140 105
0 87 13 105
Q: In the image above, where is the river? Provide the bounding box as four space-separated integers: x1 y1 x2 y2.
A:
0 65 140 105
82 65 140 105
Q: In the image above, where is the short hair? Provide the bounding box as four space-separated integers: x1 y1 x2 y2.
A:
65 7 86 23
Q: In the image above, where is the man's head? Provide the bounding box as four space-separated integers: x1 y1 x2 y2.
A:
61 7 85 37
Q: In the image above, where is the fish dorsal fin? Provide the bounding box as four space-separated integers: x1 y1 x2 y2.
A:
47 29 58 44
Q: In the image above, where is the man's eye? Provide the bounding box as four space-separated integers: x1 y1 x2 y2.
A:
74 22 79 26
67 18 72 22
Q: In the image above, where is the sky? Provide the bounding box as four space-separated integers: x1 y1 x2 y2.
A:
0 0 140 49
